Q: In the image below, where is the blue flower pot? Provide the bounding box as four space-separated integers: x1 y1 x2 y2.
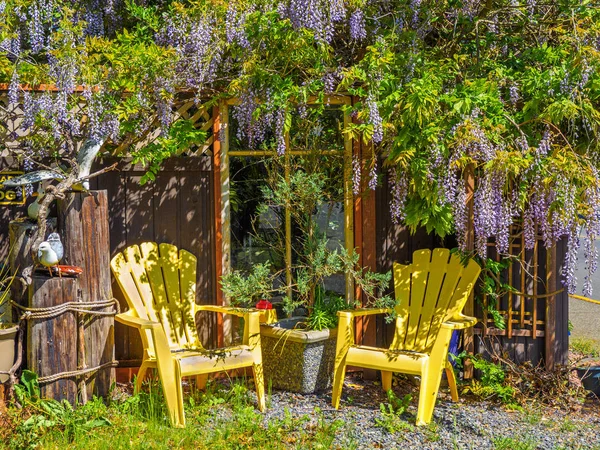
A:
576 358 600 396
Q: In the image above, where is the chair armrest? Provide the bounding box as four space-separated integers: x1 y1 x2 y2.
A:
116 311 160 330
338 308 393 318
441 314 478 330
197 304 261 319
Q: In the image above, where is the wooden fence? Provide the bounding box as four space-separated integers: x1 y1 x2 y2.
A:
89 157 218 366
472 232 569 367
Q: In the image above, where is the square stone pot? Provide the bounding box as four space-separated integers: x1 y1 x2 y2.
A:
259 318 337 394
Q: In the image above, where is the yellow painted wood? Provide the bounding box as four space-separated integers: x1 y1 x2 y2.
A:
331 248 480 426
179 248 199 346
391 263 411 350
111 253 149 321
111 242 266 427
284 145 293 301
140 242 178 347
112 248 157 359
220 102 233 345
229 149 343 156
160 243 187 346
122 245 157 322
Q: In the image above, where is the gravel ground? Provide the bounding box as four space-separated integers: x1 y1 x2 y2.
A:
257 373 600 450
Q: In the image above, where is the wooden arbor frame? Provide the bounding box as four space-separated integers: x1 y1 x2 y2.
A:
211 96 378 347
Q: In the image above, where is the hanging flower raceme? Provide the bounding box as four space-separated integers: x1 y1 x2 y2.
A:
389 167 408 224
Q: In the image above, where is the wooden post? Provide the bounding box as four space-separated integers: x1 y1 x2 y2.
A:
352 97 378 380
57 190 114 399
545 244 557 370
28 276 78 404
212 105 225 347
463 166 475 379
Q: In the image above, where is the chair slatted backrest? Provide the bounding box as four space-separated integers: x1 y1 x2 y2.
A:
111 242 200 351
390 248 480 353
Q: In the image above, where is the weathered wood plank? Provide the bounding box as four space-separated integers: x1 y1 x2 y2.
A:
94 170 132 365
28 276 78 404
57 191 114 398
153 172 180 245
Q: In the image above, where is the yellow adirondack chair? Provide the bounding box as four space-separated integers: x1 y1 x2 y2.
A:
332 248 480 425
111 242 265 427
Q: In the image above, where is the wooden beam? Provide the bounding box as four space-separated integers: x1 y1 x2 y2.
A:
212 105 224 348
343 106 355 305
463 165 475 379
545 244 557 370
352 99 364 344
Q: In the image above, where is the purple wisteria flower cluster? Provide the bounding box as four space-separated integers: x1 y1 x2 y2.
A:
389 167 408 224
156 15 222 92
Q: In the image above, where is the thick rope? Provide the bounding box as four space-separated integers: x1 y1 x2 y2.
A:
37 361 119 384
12 298 120 321
5 299 120 387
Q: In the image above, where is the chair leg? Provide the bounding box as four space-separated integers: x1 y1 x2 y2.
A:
252 363 266 412
331 360 347 409
134 362 149 394
416 362 444 426
195 374 208 390
445 362 459 402
381 370 393 391
160 366 185 428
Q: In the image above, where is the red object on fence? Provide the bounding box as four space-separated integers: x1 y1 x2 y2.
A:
255 300 273 310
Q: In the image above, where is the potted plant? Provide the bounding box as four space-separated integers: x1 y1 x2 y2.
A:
221 158 392 393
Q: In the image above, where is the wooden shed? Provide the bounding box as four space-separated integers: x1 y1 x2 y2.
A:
0 94 569 381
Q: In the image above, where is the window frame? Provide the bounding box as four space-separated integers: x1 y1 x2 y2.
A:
217 96 355 305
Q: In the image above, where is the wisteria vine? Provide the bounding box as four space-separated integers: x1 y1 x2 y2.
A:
1 0 600 297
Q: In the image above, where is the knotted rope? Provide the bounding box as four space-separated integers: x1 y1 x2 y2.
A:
11 298 120 321
7 298 120 397
36 361 119 384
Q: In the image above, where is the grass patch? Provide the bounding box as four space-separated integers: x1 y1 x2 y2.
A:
570 337 600 358
2 372 343 450
492 435 538 450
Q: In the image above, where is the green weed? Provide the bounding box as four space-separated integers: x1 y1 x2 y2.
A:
424 421 440 442
492 435 537 450
559 417 577 433
9 371 112 450
463 356 520 409
570 337 600 357
522 406 542 425
375 390 414 434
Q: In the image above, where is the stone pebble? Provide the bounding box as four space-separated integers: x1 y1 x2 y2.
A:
253 374 600 450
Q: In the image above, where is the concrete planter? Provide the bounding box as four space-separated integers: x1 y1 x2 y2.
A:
0 324 19 384
260 318 337 394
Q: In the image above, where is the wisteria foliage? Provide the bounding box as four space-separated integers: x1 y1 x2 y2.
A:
1 1 600 295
